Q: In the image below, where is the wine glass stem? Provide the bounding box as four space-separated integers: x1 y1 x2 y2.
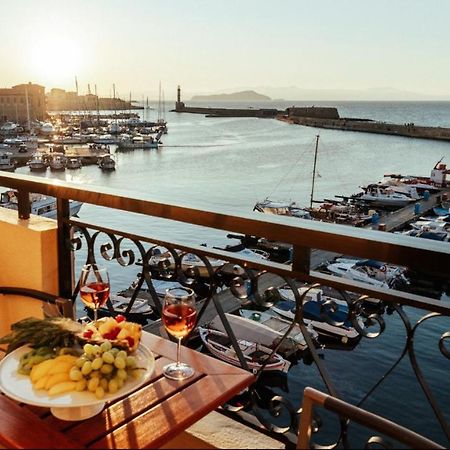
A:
93 307 98 322
176 337 182 367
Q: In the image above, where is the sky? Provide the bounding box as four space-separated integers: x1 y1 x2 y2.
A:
1 0 449 100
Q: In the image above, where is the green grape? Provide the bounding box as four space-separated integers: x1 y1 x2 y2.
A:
92 357 104 370
114 357 126 370
117 377 124 388
117 350 127 360
100 378 108 391
83 344 95 355
90 370 101 379
88 377 100 392
108 378 119 394
110 347 120 356
81 361 93 376
116 369 127 380
95 386 105 399
100 363 113 374
76 356 88 368
69 368 83 381
100 341 112 352
92 345 101 355
126 356 136 368
102 351 114 364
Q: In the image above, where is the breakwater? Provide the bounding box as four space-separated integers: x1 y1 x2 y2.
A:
172 102 280 118
278 114 450 142
173 100 450 142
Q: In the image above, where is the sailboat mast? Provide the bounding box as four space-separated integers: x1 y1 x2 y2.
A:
309 135 320 209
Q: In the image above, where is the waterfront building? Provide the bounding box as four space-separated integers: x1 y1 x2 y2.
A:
0 82 45 124
46 88 139 111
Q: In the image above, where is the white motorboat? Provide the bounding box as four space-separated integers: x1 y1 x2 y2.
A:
40 122 54 134
0 122 19 133
28 153 47 172
254 198 311 218
0 190 83 219
0 153 15 172
239 309 319 351
352 184 416 207
93 134 117 145
66 157 82 170
98 154 116 171
199 326 291 373
326 258 408 288
49 153 67 171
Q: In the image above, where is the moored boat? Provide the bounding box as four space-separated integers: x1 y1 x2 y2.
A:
28 153 47 172
66 157 82 170
199 326 291 373
272 287 360 343
0 153 15 172
0 190 83 219
98 154 116 171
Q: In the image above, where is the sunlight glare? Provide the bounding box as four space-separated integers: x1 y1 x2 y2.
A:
29 35 85 87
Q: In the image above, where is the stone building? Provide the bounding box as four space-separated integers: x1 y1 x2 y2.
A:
0 82 46 124
47 88 136 111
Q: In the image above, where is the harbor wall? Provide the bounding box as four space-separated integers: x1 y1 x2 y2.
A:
173 102 279 118
279 115 450 141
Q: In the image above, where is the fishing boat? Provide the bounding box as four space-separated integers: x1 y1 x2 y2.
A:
28 153 47 172
0 190 83 219
97 154 116 171
271 287 360 343
0 153 15 172
48 153 67 171
199 326 291 373
66 157 82 170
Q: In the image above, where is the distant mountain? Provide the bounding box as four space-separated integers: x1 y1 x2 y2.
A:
191 90 271 101
215 85 450 101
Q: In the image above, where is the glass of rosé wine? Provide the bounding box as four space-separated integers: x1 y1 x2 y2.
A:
162 287 197 380
79 264 110 322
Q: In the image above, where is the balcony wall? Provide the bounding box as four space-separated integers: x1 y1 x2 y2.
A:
0 209 59 338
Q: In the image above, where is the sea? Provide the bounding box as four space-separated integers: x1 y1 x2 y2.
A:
15 100 450 446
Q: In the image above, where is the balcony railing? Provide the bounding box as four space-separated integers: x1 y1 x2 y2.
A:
1 172 449 448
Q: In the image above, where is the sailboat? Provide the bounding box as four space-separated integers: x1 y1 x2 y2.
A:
253 135 320 219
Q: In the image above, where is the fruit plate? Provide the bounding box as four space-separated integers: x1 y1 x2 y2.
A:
0 343 155 421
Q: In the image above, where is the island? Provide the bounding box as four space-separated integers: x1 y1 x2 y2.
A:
191 90 271 102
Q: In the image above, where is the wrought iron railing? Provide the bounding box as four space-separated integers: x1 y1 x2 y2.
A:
0 172 449 448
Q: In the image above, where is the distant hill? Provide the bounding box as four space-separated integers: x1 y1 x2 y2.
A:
191 90 271 101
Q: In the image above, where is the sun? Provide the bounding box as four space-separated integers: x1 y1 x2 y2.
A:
28 35 85 88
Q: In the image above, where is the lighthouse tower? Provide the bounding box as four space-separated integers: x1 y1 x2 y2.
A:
175 85 185 111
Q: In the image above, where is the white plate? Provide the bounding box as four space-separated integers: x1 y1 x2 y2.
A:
0 343 155 420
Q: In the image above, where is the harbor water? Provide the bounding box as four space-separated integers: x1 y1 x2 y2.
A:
14 100 450 446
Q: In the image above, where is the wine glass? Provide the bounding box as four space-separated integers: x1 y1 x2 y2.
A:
79 264 110 322
162 287 197 380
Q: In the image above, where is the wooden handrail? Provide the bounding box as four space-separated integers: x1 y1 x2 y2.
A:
0 172 448 278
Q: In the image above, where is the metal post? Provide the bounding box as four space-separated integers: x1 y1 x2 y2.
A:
56 198 74 301
16 190 30 219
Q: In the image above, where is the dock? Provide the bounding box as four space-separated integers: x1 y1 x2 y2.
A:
372 191 448 232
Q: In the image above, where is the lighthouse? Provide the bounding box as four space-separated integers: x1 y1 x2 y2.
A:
175 85 185 111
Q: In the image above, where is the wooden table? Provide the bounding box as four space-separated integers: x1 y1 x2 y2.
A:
0 332 255 449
